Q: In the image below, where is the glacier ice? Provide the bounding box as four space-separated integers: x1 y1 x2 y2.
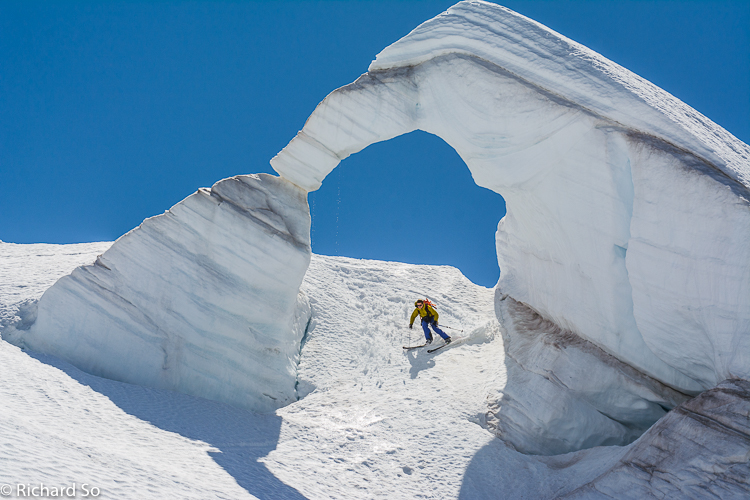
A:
492 293 690 455
560 379 750 499
4 174 312 412
2 0 747 479
272 0 750 452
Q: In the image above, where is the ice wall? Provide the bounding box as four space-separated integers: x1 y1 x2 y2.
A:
561 379 750 499
4 174 312 412
491 293 690 455
272 0 750 451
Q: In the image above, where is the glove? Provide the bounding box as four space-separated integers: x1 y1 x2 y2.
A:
409 324 413 329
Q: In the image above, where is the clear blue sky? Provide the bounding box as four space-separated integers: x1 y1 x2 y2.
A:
2 1 748 287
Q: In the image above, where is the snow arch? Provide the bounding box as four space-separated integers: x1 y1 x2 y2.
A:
272 1 750 399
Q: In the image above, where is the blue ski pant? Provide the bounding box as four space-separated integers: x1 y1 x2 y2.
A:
422 319 450 341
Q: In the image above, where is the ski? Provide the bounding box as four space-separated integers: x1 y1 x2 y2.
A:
427 337 467 354
403 344 428 350
427 343 450 353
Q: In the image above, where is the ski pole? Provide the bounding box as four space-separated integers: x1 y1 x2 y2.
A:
439 324 463 333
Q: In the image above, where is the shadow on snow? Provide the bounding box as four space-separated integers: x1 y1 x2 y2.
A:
27 351 307 500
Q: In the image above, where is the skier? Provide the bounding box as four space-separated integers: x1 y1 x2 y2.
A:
409 299 451 345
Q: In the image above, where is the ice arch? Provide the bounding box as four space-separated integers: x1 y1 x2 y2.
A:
273 1 750 396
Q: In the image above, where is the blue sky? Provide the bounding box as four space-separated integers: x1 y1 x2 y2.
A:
2 1 748 287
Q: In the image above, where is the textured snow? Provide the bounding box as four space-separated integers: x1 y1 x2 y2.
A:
0 342 264 500
0 242 111 326
3 174 312 412
1 0 748 495
272 0 750 445
3 245 747 498
1 243 628 499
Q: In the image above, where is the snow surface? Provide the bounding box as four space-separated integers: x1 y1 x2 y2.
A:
0 242 626 499
0 242 112 327
3 244 747 498
272 0 750 409
2 1 749 496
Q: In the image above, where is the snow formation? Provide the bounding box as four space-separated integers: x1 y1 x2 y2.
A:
3 174 312 412
273 0 750 453
2 2 749 493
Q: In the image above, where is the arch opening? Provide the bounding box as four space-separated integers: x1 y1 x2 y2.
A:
307 130 506 288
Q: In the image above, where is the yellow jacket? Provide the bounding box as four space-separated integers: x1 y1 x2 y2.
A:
410 302 439 326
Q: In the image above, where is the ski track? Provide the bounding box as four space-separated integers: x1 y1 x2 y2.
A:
0 243 622 499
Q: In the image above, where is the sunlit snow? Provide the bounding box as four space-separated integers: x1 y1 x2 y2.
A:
1 1 748 498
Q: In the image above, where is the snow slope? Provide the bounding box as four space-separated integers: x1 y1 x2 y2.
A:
0 241 112 327
2 1 748 495
0 242 624 499
3 244 747 498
